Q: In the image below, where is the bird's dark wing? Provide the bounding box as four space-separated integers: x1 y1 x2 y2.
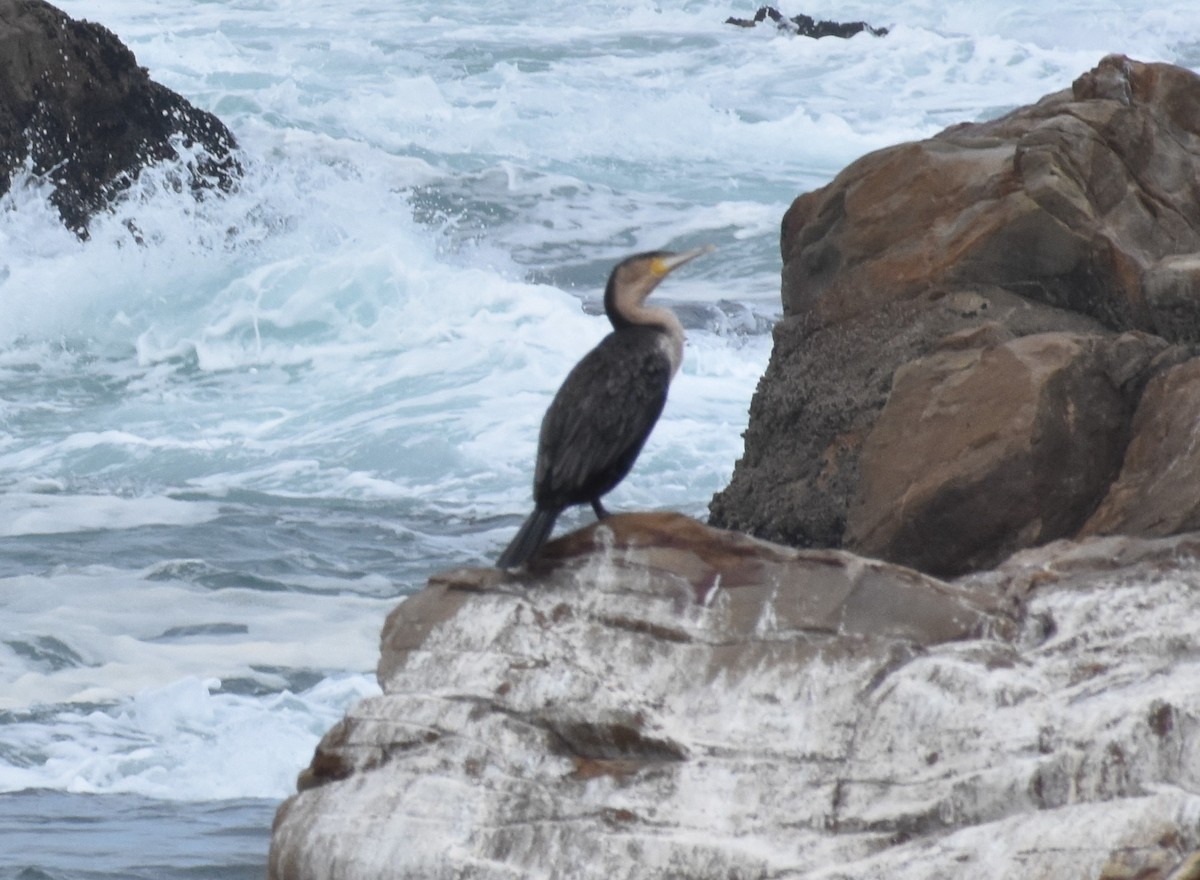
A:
534 328 672 509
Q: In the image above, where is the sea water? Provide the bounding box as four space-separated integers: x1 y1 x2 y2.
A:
2 1 1198 876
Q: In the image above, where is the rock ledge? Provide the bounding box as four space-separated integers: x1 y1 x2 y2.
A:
269 514 1200 880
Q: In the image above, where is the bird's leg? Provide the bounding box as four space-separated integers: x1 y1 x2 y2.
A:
591 499 611 519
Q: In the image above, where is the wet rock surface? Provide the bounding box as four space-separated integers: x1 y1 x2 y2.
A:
0 0 239 235
269 514 1200 879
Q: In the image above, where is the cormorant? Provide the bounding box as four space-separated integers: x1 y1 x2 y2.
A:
496 245 713 570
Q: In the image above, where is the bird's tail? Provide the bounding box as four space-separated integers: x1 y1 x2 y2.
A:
496 506 559 570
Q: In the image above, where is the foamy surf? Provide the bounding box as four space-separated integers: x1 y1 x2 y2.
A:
5 0 1200 876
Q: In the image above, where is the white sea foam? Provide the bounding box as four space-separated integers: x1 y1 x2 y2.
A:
0 492 219 537
0 674 380 800
0 566 393 707
0 555 387 800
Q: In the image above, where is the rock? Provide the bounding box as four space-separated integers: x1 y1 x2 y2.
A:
269 514 1200 879
708 289 1122 554
725 7 888 38
711 56 1200 574
780 55 1200 335
0 0 240 235
846 331 1141 576
1082 357 1200 536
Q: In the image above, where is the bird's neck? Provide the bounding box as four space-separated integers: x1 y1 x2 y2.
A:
613 301 685 376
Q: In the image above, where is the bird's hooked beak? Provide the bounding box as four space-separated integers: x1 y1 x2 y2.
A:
650 244 716 278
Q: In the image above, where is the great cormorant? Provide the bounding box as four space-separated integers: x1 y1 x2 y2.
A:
496 246 712 570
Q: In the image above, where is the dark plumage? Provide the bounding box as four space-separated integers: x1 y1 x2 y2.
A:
496 246 712 569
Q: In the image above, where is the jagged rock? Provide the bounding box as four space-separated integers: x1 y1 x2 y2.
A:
0 0 240 235
711 56 1200 574
269 513 1200 879
725 7 888 38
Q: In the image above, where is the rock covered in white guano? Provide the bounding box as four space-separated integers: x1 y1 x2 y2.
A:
268 514 1200 879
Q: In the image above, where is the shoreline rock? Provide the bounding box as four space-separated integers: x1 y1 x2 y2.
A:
710 56 1200 576
269 513 1200 879
0 0 240 236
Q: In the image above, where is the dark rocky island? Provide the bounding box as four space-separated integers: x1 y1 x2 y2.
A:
726 7 888 38
0 0 239 236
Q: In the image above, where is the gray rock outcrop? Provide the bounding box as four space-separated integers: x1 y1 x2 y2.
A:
709 55 1200 576
268 513 1200 879
0 0 239 235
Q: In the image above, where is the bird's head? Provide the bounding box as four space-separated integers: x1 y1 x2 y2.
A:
603 245 714 327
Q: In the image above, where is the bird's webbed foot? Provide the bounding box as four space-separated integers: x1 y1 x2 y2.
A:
591 499 611 519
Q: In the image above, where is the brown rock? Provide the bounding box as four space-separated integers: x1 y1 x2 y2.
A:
0 0 240 234
1167 853 1200 880
712 56 1200 573
779 55 1200 337
1082 357 1200 537
846 332 1140 576
708 286 1119 552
